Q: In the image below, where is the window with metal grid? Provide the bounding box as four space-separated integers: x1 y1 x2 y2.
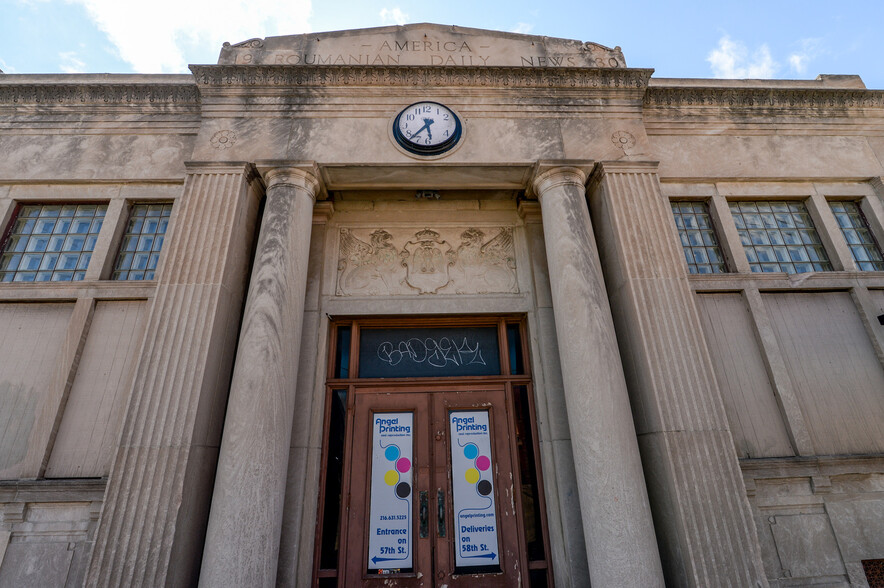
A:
829 201 884 271
112 203 172 280
0 203 106 282
670 201 727 274
863 559 884 588
729 201 832 273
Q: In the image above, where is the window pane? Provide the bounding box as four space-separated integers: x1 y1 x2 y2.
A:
506 323 525 375
112 203 173 281
0 203 107 282
670 201 727 274
729 201 832 274
828 201 884 271
319 389 348 570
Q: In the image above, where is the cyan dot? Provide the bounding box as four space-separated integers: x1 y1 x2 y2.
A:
463 444 479 460
385 445 400 461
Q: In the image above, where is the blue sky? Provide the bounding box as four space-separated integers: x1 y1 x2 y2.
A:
2 0 882 88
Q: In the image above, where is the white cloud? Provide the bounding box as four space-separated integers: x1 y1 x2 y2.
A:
707 35 777 79
788 53 807 74
511 23 533 35
787 38 822 75
379 7 408 26
59 51 86 73
0 58 16 74
67 0 312 73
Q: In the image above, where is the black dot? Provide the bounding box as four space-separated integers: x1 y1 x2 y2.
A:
396 482 411 498
477 480 492 496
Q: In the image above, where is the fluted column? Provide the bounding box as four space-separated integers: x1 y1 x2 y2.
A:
588 161 768 587
200 166 319 587
86 163 262 587
532 163 664 587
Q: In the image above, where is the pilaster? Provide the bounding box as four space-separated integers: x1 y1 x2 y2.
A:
85 163 262 587
200 165 319 588
588 161 768 587
532 163 664 588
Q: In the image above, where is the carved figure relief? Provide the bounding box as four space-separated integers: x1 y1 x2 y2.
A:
449 228 516 294
336 227 518 296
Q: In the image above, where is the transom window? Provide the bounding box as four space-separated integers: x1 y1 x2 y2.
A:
729 201 832 273
829 201 884 271
0 203 106 282
670 201 727 274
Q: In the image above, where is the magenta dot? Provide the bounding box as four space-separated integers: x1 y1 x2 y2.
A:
396 457 411 473
475 455 490 471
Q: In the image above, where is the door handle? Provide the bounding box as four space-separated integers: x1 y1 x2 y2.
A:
419 491 428 538
437 489 446 538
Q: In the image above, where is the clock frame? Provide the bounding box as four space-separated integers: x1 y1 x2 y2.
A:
392 101 463 156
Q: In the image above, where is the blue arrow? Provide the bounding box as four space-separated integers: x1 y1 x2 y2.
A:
461 552 497 560
371 555 408 564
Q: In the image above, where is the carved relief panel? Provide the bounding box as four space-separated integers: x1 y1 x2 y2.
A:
336 226 518 296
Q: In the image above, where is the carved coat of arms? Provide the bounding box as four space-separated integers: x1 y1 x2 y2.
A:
336 226 518 296
401 229 453 294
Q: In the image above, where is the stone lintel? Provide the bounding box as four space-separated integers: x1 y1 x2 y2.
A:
320 162 535 192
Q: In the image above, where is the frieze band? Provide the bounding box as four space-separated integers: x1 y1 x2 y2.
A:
190 65 653 91
645 87 884 111
0 83 201 106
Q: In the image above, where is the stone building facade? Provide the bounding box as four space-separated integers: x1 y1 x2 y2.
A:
0 24 883 587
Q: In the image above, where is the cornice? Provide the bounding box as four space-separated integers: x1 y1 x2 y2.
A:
645 86 884 112
190 64 653 91
0 82 200 106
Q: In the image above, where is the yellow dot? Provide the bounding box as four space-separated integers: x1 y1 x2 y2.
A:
465 468 480 484
384 470 399 486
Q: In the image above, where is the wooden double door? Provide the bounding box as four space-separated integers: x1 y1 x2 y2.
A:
340 385 524 587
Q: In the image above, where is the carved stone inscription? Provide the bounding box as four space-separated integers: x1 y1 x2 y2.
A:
219 24 626 69
336 227 517 296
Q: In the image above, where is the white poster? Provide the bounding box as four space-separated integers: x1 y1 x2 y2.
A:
367 412 413 571
449 411 500 568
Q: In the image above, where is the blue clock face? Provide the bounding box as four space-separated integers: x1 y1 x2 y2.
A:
393 101 462 155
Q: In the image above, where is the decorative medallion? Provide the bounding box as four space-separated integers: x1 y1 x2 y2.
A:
611 130 636 152
337 227 517 296
210 129 237 149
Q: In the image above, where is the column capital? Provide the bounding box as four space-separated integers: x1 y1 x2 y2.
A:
529 160 594 199
587 160 661 191
256 161 322 199
184 161 261 181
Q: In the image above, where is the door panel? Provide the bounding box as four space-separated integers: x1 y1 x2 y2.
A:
433 389 523 587
341 387 524 587
344 393 432 586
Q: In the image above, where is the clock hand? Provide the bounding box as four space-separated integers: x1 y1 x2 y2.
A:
411 117 435 140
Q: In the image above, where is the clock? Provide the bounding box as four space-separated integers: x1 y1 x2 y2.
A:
393 101 462 155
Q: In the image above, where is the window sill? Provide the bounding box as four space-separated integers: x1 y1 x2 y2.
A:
687 270 884 292
0 279 157 301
